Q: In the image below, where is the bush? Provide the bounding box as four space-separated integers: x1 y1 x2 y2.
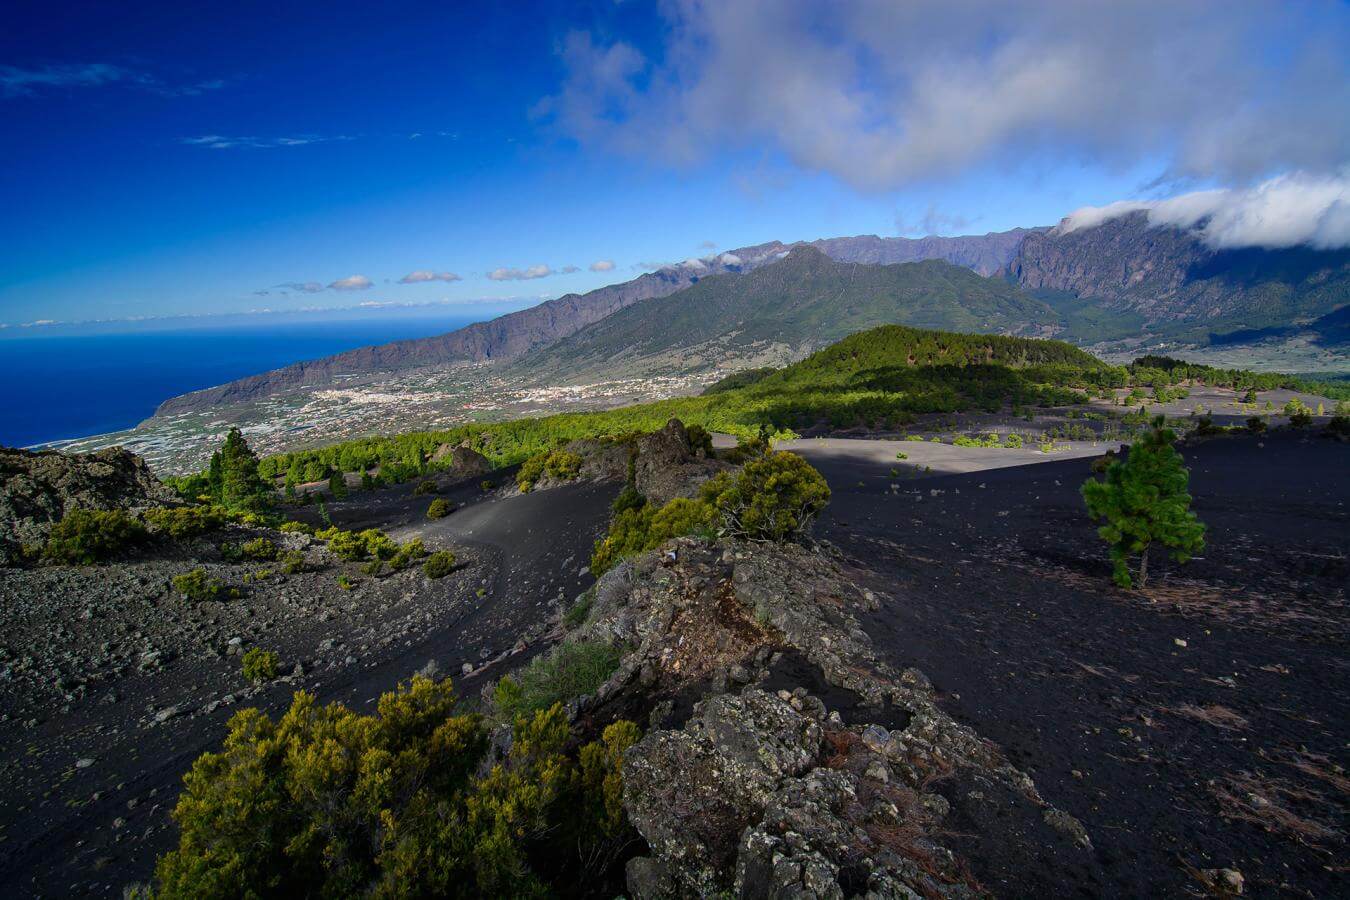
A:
143 506 228 539
173 568 239 602
328 471 348 499
423 550 456 578
611 485 646 516
326 528 400 561
389 538 427 571
699 451 831 542
153 677 639 897
241 648 279 683
686 424 714 456
517 449 584 492
493 640 622 721
1082 419 1206 588
1246 416 1267 434
480 479 497 492
590 497 716 575
280 549 310 574
413 479 439 496
240 537 278 561
42 509 146 565
426 498 453 519
277 520 312 535
1325 414 1350 440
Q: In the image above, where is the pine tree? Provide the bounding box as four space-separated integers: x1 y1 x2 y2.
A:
1082 418 1205 588
328 470 348 499
218 427 270 512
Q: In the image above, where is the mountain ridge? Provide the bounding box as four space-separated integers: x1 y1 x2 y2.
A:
154 229 1042 414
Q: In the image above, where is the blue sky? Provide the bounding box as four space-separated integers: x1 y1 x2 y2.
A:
2 0 1346 327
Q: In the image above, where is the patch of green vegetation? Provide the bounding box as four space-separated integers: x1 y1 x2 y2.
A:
517 448 584 492
422 550 456 579
168 427 272 513
702 367 779 394
319 527 401 561
425 497 453 519
173 568 240 602
239 537 278 561
563 589 595 630
153 678 639 897
952 433 1024 449
142 506 230 539
493 641 623 722
42 509 146 565
240 647 279 683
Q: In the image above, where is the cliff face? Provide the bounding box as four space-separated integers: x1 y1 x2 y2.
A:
153 231 1039 415
1007 212 1350 331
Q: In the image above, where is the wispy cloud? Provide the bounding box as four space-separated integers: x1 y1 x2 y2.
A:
895 203 975 236
487 264 554 281
0 63 227 99
329 274 374 291
275 281 325 294
589 259 616 272
398 270 462 284
560 265 581 274
181 134 352 150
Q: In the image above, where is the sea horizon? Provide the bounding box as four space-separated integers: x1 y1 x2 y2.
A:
0 307 528 448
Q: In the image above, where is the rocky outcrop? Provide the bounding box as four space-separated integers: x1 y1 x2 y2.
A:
429 444 492 479
633 419 726 506
1007 211 1350 331
0 446 175 564
567 538 1088 897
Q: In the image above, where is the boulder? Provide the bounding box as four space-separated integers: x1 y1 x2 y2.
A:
0 446 174 564
430 443 492 478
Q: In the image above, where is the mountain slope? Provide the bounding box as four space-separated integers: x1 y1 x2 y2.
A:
154 230 1041 414
1008 211 1350 338
515 246 1059 380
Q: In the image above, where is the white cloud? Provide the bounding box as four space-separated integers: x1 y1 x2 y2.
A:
718 252 743 265
1060 170 1350 250
487 264 554 281
329 274 374 291
679 257 707 270
0 64 226 99
539 0 1350 191
398 270 462 284
589 259 616 272
560 265 581 274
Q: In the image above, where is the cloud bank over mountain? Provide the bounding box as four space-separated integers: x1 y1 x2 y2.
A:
1059 171 1350 250
539 0 1350 191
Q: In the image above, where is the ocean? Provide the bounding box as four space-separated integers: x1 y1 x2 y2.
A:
0 313 495 448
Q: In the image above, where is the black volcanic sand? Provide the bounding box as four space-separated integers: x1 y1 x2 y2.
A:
796 430 1348 898
0 477 618 898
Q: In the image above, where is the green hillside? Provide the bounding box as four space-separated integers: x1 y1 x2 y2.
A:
257 324 1119 480
517 246 1059 379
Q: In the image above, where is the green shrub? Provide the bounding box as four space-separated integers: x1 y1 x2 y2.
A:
590 497 716 575
423 550 456 579
153 677 639 897
903 434 925 441
1246 416 1267 433
326 528 399 561
280 549 311 574
699 451 831 542
1002 433 1024 449
480 479 497 492
361 559 384 576
143 506 229 539
172 568 238 602
493 640 622 721
389 538 428 571
426 498 453 519
328 471 349 499
278 520 312 535
241 648 279 683
413 479 439 496
337 574 355 590
1325 414 1350 439
686 424 714 456
563 590 595 630
611 485 646 516
240 537 278 561
42 509 146 565
1082 419 1205 588
517 449 584 492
